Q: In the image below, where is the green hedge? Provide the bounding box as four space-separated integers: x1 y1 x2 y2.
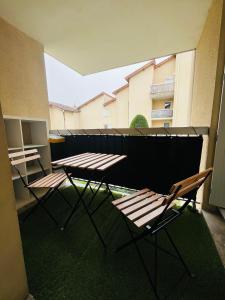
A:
130 114 149 128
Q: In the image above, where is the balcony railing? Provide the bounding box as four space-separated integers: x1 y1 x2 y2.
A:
151 81 175 99
151 109 173 119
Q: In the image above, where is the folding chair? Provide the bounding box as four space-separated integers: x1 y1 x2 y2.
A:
9 149 72 226
112 168 213 300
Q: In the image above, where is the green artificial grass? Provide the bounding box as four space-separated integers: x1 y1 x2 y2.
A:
20 186 225 300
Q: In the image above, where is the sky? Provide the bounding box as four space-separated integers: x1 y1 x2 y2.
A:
44 54 169 107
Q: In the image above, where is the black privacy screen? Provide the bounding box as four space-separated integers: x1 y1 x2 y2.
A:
51 135 203 198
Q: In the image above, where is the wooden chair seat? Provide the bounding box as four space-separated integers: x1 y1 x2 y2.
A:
112 168 213 229
112 189 169 228
28 172 69 188
9 148 72 227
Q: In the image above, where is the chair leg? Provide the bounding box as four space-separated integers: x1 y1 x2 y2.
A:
22 188 52 222
164 228 194 277
81 195 107 248
89 183 95 194
122 216 160 300
39 201 59 226
61 180 89 230
106 183 115 200
56 188 72 208
24 188 59 227
87 181 103 208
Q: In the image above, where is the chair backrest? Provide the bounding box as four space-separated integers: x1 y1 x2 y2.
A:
9 149 40 166
151 167 213 232
169 167 213 200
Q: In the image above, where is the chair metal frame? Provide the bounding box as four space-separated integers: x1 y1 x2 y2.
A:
113 168 213 300
9 149 72 226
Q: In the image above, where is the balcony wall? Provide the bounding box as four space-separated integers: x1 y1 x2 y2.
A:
150 81 175 99
0 17 49 121
151 109 173 119
51 134 203 195
0 105 28 299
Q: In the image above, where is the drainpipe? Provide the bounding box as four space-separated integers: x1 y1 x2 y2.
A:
62 110 66 129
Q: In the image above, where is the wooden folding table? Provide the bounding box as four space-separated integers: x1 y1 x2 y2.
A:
52 152 127 247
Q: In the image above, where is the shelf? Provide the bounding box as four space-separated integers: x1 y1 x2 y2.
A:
4 116 50 214
24 144 47 149
8 147 23 151
4 118 23 149
22 120 48 146
26 165 42 176
11 164 26 181
12 174 26 181
26 165 50 176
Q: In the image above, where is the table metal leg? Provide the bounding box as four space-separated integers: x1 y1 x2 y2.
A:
61 170 106 247
61 171 90 230
80 190 107 248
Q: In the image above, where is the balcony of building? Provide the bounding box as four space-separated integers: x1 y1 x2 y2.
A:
151 108 173 119
151 98 173 121
0 1 225 300
150 79 175 100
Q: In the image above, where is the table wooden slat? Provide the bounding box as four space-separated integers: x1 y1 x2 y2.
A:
71 153 108 168
52 152 90 165
97 155 127 171
79 154 113 169
52 152 127 172
64 153 99 166
87 154 120 170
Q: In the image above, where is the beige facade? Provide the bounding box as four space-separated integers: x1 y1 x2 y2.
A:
49 52 195 129
127 61 154 126
114 84 129 128
103 99 117 128
78 93 114 129
0 18 50 122
173 51 195 126
153 57 176 84
49 102 79 130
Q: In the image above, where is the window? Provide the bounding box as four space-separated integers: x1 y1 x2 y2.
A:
164 122 170 128
165 75 175 83
102 109 109 117
164 101 172 109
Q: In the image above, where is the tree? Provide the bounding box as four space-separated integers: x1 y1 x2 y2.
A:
130 114 149 128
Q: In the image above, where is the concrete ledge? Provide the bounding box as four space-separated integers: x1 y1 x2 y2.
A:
203 209 225 268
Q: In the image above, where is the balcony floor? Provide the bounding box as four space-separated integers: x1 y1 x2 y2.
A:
20 186 225 299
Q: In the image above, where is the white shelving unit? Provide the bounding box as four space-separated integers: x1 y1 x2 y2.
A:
4 116 51 213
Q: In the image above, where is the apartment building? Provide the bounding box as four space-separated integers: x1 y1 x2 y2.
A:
49 101 79 129
49 51 195 129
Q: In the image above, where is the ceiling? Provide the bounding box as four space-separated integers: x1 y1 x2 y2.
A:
0 0 212 74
